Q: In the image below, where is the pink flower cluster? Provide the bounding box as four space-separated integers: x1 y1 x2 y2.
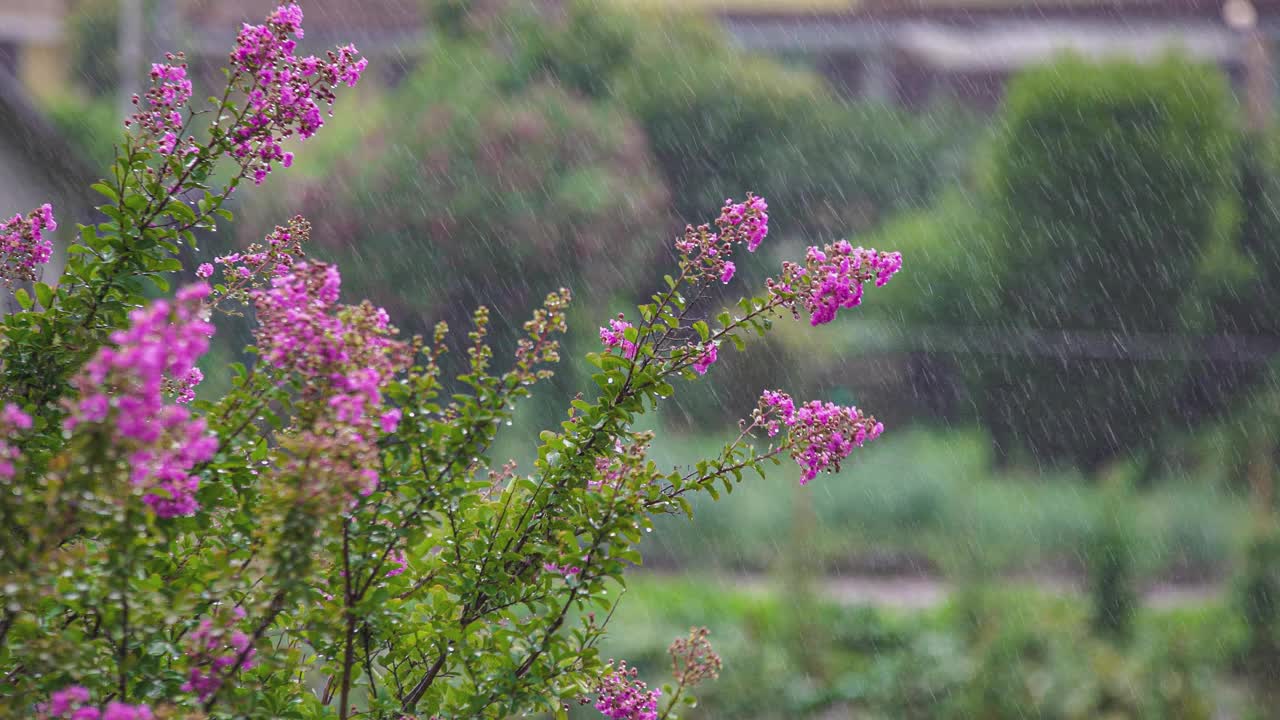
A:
755 390 883 484
386 549 409 577
66 284 217 517
0 203 55 284
203 216 309 308
674 194 769 286
182 606 256 702
769 240 902 326
718 193 770 252
691 343 718 375
593 662 660 720
126 54 196 157
599 316 637 359
0 403 32 480
252 262 408 497
227 4 368 183
39 686 152 720
543 562 582 577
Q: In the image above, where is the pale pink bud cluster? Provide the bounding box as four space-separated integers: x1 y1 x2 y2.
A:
593 661 660 720
228 4 368 183
66 284 217 517
0 203 55 284
0 403 32 480
668 627 722 688
182 606 255 701
754 390 883 484
674 194 769 286
599 315 637 359
38 686 153 720
768 240 902 326
252 262 408 497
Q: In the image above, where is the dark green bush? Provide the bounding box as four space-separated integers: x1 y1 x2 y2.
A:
973 55 1238 471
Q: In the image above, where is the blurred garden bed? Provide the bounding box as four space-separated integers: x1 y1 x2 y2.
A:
639 427 1250 584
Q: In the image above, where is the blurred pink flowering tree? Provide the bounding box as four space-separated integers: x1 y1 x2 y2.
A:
0 5 900 719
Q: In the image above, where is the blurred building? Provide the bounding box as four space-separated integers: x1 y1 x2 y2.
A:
169 0 1280 111
718 0 1280 109
0 0 73 101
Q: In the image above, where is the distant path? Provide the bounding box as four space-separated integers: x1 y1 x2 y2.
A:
647 572 1222 609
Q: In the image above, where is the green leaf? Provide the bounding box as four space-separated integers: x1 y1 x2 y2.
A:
13 288 32 310
90 182 119 202
33 283 53 308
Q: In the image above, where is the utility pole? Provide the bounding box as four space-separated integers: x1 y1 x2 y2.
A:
1224 0 1277 530
119 0 144 121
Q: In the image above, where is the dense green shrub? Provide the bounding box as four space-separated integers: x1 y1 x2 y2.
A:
972 55 1238 471
595 576 1230 719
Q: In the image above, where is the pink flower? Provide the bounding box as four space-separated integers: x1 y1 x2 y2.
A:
600 316 637 359
593 662 660 720
769 241 902 327
223 5 368 184
182 606 255 702
386 549 408 577
0 203 55 284
65 284 216 517
196 262 214 278
39 687 151 720
692 343 718 375
753 390 882 483
673 195 767 287
720 261 735 284
252 263 408 498
718 193 769 252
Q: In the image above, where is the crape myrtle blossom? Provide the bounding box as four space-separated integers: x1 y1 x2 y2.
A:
38 686 153 720
768 240 902 327
126 54 196 156
0 203 55 284
674 194 769 286
753 389 883 484
543 562 582 577
592 661 660 720
0 403 31 480
226 4 368 184
251 262 408 498
181 605 256 702
691 343 718 375
718 193 769 252
126 5 367 185
205 215 309 307
599 316 637 359
65 284 217 518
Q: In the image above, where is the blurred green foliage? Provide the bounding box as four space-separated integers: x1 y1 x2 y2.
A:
509 0 972 234
272 38 669 342
583 575 1240 719
640 427 1248 579
863 55 1242 473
